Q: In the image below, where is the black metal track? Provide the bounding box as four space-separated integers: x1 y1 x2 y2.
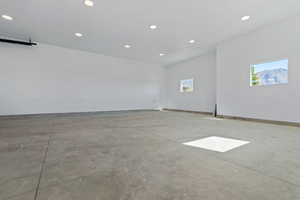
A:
0 38 37 46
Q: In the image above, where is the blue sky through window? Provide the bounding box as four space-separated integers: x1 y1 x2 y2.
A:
253 59 288 73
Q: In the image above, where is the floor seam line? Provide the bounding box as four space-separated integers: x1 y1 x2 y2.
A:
33 135 51 200
215 156 300 188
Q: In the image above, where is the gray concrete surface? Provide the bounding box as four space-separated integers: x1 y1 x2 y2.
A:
1 110 300 200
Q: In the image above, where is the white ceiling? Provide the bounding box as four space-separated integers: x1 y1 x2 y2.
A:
1 0 300 66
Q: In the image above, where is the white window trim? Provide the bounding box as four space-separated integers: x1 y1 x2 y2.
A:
180 78 194 93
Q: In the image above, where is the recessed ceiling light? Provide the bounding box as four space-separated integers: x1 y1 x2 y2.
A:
159 53 165 56
2 15 13 21
84 0 94 7
149 25 157 30
75 33 83 37
124 44 131 49
241 16 250 21
189 40 195 44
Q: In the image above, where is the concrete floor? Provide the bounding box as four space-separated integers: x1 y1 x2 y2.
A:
1 110 300 200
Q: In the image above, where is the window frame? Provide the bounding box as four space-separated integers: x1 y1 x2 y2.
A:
249 59 289 87
180 78 194 93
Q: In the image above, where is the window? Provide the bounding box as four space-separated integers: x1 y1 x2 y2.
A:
180 79 194 92
250 59 288 86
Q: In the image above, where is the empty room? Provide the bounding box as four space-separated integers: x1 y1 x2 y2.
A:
1 0 300 199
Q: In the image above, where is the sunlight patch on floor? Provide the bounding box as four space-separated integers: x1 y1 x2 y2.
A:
183 136 250 152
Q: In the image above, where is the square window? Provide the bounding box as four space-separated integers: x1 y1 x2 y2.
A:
180 79 194 92
183 136 250 152
250 59 288 86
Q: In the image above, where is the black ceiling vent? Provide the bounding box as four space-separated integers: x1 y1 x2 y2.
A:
0 37 37 46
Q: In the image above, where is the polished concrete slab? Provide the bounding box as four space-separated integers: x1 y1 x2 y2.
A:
0 110 300 200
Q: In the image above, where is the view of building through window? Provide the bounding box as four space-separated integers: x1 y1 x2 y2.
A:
250 59 288 86
180 79 194 92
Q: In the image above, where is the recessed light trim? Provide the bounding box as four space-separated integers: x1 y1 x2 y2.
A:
189 40 195 44
2 15 13 21
84 0 94 7
241 15 250 21
149 25 157 30
124 44 131 49
159 53 165 56
75 33 83 37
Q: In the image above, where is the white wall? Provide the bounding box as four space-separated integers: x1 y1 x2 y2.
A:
217 15 300 123
164 51 216 113
0 43 163 115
